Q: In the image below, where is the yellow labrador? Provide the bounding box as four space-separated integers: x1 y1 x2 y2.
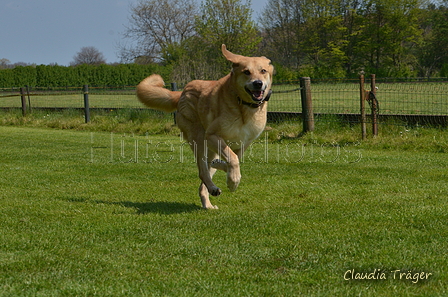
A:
137 45 274 209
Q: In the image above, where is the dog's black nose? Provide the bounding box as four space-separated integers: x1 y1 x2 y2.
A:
252 80 263 90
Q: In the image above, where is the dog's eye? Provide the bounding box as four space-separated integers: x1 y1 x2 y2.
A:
261 69 267 74
243 70 251 75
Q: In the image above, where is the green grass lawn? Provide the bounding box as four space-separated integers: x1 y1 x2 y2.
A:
1 125 447 296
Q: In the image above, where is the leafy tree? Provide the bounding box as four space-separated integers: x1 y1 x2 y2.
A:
195 0 260 56
173 0 261 81
261 0 350 78
417 3 448 76
260 0 305 70
300 1 349 78
356 0 423 77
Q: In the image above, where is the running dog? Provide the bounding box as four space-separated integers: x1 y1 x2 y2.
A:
136 44 274 209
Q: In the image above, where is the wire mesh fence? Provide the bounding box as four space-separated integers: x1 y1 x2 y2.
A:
270 78 448 127
376 82 448 116
1 78 447 128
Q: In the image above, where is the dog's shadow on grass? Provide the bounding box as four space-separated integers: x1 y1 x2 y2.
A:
67 198 201 215
116 201 201 215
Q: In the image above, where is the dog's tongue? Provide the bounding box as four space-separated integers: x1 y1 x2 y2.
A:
252 91 263 100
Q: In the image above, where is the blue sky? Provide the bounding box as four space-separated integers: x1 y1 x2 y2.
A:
0 0 268 66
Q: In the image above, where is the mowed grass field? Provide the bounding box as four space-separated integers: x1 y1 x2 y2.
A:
1 122 447 296
2 81 448 115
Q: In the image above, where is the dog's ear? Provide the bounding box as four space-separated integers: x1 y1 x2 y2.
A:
221 44 244 65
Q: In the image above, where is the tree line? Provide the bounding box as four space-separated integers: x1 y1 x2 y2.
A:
260 0 448 79
119 0 448 82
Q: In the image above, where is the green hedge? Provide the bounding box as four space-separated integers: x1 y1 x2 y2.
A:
0 64 170 88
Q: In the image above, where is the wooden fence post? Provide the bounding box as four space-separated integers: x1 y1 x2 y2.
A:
359 75 367 140
300 77 314 133
370 74 378 136
26 85 31 113
20 87 27 116
83 85 90 123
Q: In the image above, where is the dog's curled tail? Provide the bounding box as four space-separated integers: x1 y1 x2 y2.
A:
136 74 181 113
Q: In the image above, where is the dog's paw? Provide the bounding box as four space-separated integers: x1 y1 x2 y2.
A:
209 186 222 196
211 159 228 171
203 204 219 210
211 159 225 165
227 169 241 192
227 179 240 192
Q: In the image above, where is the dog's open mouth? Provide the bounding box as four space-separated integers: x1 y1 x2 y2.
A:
245 87 265 101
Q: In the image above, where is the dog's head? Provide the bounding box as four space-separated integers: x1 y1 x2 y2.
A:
222 44 274 106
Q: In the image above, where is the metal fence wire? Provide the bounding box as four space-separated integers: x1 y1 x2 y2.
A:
1 78 447 127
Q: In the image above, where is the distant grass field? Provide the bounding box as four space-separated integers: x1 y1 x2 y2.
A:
2 81 448 114
1 123 447 296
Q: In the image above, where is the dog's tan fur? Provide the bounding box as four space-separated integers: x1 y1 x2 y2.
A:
136 45 274 209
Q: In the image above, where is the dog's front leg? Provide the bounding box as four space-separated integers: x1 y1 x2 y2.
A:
206 135 241 192
196 146 222 198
